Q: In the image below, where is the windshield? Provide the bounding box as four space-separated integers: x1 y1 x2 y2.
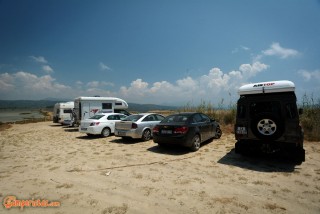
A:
161 115 190 124
122 115 143 122
89 115 105 120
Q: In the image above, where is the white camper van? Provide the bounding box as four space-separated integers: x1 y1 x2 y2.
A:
52 102 74 125
73 97 129 126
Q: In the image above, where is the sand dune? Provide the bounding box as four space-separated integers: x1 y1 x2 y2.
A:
0 121 319 213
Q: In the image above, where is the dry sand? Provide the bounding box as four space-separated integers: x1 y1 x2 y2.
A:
0 121 319 214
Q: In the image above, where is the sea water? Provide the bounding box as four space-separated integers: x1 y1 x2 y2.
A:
0 109 45 123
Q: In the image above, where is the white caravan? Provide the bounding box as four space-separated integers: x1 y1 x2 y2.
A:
73 97 129 126
52 101 74 125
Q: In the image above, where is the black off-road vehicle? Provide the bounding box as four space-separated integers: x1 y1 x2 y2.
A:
234 80 305 163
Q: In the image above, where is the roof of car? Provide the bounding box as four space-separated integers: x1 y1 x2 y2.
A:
96 113 124 116
130 113 155 116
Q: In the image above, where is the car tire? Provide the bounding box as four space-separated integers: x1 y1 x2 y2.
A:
215 126 222 139
101 127 111 137
142 129 151 141
190 134 201 152
251 113 283 140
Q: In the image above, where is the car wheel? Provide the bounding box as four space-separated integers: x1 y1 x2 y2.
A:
142 129 151 141
190 134 201 152
101 127 111 137
215 126 222 139
252 114 283 140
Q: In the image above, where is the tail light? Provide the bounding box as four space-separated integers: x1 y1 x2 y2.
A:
153 126 159 134
90 122 100 126
131 123 138 129
174 126 188 134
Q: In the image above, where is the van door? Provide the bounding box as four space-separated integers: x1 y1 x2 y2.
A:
82 102 90 120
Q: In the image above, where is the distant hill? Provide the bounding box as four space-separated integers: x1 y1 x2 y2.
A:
0 100 178 112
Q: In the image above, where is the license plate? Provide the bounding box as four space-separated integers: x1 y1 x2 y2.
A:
118 131 126 136
161 130 172 134
236 127 247 134
81 128 87 131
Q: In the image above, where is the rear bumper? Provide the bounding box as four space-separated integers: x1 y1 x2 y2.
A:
115 129 141 139
153 135 192 147
79 127 101 135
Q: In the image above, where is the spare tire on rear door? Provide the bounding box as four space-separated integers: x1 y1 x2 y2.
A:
251 113 284 140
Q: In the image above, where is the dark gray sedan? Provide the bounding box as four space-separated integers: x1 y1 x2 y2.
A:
153 112 222 151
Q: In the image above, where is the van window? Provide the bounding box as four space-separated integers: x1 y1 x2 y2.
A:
286 103 297 119
115 102 123 106
249 101 281 117
63 109 72 113
102 103 112 109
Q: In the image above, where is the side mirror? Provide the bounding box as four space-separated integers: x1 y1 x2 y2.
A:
299 108 303 115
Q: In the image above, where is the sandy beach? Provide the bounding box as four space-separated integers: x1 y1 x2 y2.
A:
0 121 319 214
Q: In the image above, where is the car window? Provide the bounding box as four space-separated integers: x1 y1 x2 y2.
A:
155 114 165 121
142 115 156 122
193 114 203 123
249 101 281 117
162 115 189 123
237 105 246 118
122 115 143 122
119 115 127 120
107 115 121 120
89 114 105 120
286 103 297 119
200 114 210 122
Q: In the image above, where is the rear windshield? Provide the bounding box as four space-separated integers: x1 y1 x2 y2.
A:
250 101 281 117
122 115 143 122
89 115 105 120
161 115 190 124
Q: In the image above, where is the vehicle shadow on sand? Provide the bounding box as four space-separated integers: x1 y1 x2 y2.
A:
64 127 79 132
109 137 150 144
147 138 214 156
218 149 301 172
147 145 191 156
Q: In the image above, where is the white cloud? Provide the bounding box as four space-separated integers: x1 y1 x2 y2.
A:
42 65 54 73
99 62 111 71
86 81 114 88
118 61 269 104
30 56 48 63
239 61 269 78
298 69 320 81
0 73 15 92
0 60 269 104
232 45 250 54
262 42 299 59
0 71 72 99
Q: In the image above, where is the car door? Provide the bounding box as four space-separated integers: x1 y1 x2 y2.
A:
106 114 123 132
200 113 214 139
142 114 157 129
193 113 207 141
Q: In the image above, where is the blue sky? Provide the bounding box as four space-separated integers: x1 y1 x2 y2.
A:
0 0 319 106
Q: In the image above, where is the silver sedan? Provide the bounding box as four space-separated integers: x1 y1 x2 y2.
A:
115 113 165 141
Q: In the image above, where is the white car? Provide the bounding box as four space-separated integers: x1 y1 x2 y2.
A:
79 113 127 137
